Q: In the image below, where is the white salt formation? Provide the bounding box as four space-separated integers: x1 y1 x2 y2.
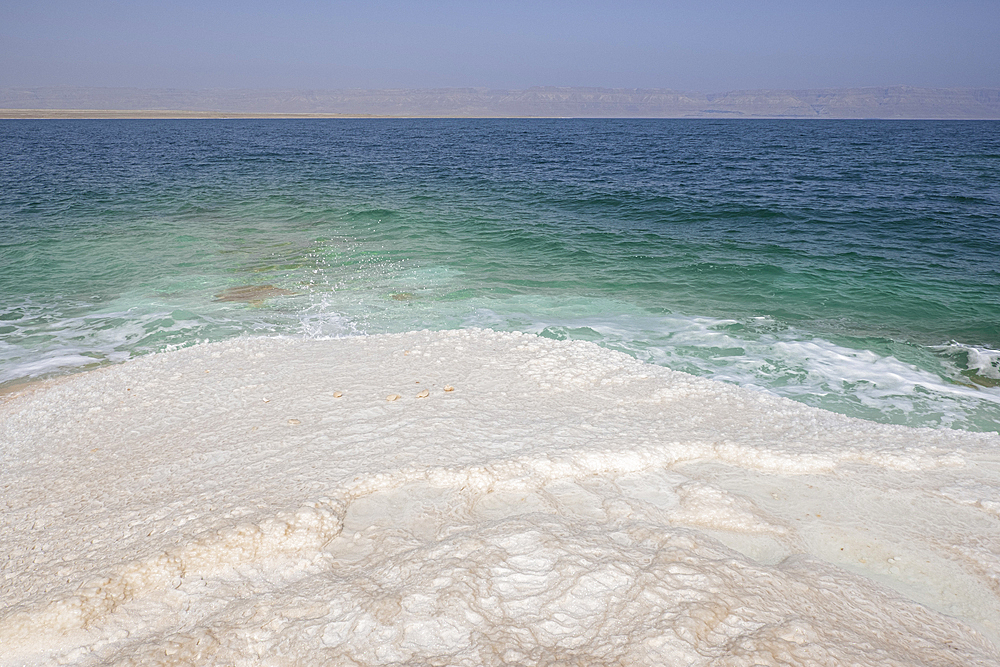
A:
1 329 999 666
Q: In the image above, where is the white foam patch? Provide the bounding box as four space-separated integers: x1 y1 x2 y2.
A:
0 304 207 385
934 341 1000 381
769 338 1000 404
2 330 999 665
0 288 356 387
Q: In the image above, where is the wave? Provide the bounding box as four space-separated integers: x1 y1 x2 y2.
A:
933 341 1000 386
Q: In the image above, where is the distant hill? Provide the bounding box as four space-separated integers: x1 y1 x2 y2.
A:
3 86 1000 119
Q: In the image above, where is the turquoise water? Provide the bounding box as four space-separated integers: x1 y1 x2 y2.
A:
1 119 998 430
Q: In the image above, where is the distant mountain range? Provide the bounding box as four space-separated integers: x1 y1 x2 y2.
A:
3 86 1000 119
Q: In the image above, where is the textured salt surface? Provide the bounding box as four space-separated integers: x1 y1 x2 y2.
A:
1 330 999 666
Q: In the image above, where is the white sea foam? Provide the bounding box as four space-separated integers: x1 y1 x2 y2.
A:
934 341 1000 380
1 330 999 665
0 293 355 387
0 303 204 385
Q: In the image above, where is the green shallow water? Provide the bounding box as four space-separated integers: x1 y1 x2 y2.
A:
1 119 998 430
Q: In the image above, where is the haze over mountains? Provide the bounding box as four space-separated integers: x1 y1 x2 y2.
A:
3 86 1000 119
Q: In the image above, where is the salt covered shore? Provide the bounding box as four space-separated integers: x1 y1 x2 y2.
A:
2 329 999 665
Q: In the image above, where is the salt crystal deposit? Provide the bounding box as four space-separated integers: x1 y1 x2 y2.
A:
1 329 998 666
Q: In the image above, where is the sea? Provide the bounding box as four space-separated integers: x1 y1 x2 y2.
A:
3 119 1000 665
1 118 998 430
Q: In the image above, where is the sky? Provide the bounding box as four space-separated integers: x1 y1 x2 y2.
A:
2 0 998 92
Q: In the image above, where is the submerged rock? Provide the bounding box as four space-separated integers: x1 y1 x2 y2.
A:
213 284 297 303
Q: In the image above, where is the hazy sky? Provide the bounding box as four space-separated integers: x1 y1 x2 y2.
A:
2 0 998 92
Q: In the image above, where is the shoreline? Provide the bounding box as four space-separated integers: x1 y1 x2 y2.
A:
4 86 1000 120
0 109 390 119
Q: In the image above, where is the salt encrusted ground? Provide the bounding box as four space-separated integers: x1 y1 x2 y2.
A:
2 330 999 665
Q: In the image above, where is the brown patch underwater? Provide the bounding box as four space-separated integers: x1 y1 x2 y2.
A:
213 285 298 303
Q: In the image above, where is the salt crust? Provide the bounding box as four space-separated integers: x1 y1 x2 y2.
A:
1 329 999 665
